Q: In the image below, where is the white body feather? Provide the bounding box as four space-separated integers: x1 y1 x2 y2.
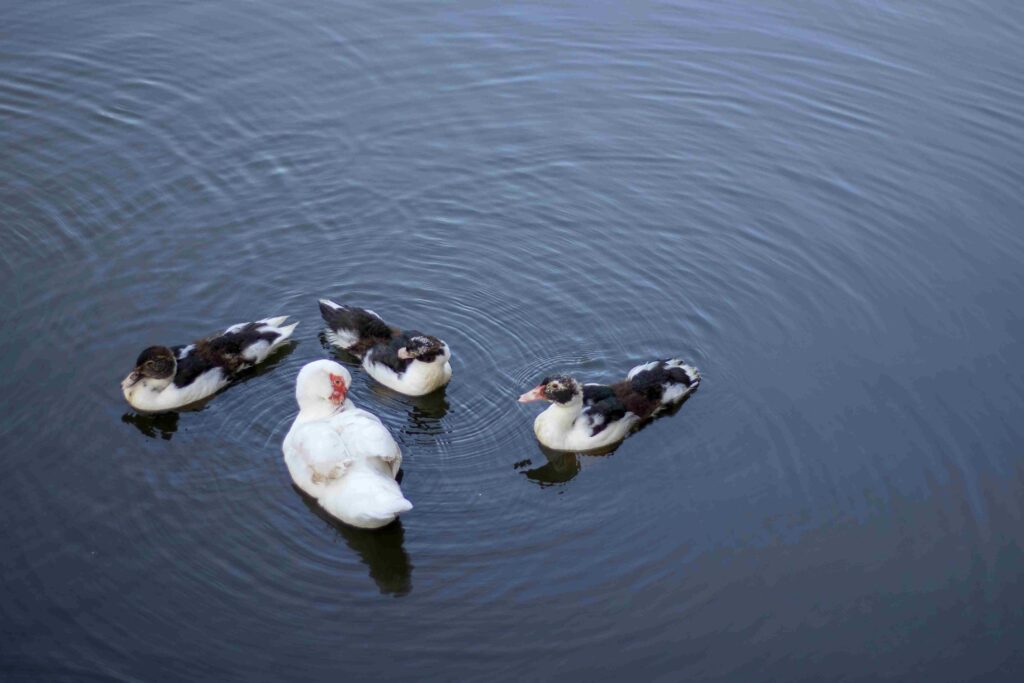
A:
364 346 452 396
533 401 639 452
283 363 411 529
125 367 231 413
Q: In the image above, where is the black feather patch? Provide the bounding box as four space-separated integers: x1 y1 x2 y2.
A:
172 323 280 387
604 360 698 420
319 301 396 356
581 384 628 435
365 336 414 375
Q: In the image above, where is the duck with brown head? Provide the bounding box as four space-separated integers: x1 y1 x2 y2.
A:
120 315 298 412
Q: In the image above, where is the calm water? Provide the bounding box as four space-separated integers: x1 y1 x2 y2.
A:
2 0 1023 680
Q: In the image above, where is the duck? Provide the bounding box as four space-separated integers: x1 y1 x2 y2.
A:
318 298 451 396
283 359 412 529
518 358 701 451
121 315 298 412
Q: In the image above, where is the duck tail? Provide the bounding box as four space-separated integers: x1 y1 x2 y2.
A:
264 315 296 339
318 298 393 354
261 316 299 350
213 316 297 368
627 358 701 407
320 468 412 530
362 492 414 524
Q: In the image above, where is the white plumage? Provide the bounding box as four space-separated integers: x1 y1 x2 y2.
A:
283 360 411 529
363 342 453 396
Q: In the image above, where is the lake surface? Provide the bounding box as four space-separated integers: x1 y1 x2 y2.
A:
2 0 1023 680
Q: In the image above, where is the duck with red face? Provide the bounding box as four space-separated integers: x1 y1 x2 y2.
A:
284 360 411 530
518 359 701 451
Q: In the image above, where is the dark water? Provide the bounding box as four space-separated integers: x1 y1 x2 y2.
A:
2 0 1023 680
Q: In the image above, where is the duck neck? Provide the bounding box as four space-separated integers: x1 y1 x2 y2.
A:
405 357 450 387
297 398 351 423
537 399 583 435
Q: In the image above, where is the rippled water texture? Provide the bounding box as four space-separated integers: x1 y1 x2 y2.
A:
3 1 1023 680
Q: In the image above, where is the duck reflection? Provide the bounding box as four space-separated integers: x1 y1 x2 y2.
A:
295 486 413 596
396 387 450 440
121 410 180 440
516 443 618 486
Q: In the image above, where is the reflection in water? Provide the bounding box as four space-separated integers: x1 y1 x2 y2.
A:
295 486 413 597
516 446 583 486
401 389 450 437
121 410 180 440
517 443 618 486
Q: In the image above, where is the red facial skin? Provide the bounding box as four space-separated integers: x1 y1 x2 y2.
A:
329 373 348 404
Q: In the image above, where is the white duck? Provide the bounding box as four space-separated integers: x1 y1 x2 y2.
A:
121 316 297 412
283 360 412 529
518 358 701 451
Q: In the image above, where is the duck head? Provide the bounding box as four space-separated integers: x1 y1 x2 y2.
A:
122 346 177 397
397 333 449 363
296 359 353 415
518 375 583 406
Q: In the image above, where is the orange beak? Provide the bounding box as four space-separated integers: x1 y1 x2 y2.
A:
518 385 546 403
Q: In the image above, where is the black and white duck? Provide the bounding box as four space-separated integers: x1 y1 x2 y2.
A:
518 359 701 451
319 298 451 396
121 316 297 412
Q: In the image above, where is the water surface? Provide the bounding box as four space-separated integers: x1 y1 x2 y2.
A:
2 1 1023 680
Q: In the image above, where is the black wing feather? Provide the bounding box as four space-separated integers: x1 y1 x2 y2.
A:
319 301 395 356
173 323 279 387
581 384 628 435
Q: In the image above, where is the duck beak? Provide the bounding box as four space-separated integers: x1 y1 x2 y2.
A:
397 347 413 360
518 386 546 403
121 369 142 390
